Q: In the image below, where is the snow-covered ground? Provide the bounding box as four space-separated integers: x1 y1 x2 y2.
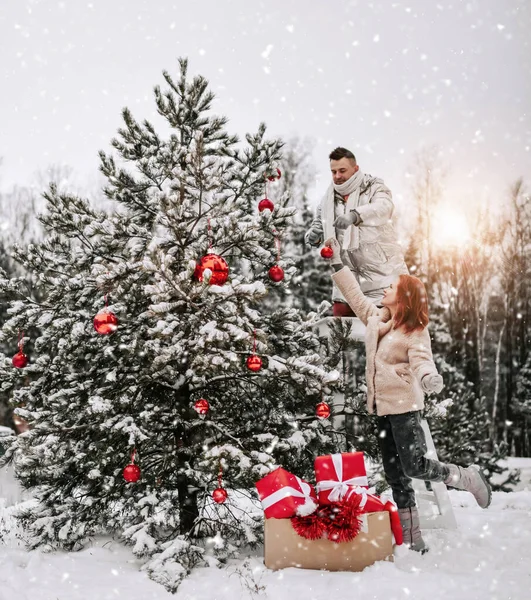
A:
1 459 530 600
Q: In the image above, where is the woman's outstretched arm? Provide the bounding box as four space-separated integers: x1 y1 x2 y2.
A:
331 266 383 326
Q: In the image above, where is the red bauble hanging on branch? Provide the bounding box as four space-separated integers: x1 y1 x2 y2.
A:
194 219 229 286
246 329 262 372
123 463 141 483
258 198 275 213
267 168 282 181
213 462 228 504
123 448 141 483
268 236 285 282
258 169 280 211
246 354 263 372
94 309 119 335
194 398 210 415
320 246 334 259
268 265 285 282
12 351 28 369
194 253 229 286
12 331 28 369
316 401 331 419
212 487 228 504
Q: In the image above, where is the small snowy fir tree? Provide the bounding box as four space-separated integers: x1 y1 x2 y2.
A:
0 59 339 592
272 137 331 314
422 300 517 488
0 183 44 430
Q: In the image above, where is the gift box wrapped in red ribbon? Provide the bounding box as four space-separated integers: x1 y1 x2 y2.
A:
255 467 318 519
314 452 369 505
314 452 403 545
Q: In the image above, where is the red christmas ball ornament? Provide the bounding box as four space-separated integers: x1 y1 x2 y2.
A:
194 253 229 286
246 354 263 372
267 168 282 181
268 265 285 282
258 198 275 213
316 402 331 419
12 351 28 369
93 309 119 335
320 246 334 259
212 487 228 504
194 398 210 415
123 463 141 483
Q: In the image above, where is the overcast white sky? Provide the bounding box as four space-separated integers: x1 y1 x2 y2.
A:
0 0 529 211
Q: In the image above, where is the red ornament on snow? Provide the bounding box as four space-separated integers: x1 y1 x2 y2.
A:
267 168 282 181
316 402 331 419
12 351 28 369
246 354 262 372
212 487 228 504
93 309 118 335
194 253 229 286
320 246 334 259
258 198 275 213
123 463 141 483
194 398 210 415
268 265 285 282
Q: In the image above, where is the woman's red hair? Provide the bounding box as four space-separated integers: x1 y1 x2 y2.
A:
394 274 429 333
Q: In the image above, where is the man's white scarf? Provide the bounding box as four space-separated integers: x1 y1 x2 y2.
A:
322 169 365 250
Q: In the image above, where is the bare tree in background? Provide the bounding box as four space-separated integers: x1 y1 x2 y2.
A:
405 145 448 288
496 180 531 456
401 148 509 477
442 213 500 406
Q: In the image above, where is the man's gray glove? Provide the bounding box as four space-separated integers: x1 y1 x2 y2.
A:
323 237 343 267
421 373 444 394
304 229 322 247
333 210 362 230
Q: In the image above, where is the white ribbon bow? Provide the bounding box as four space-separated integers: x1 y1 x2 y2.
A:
261 475 313 510
347 485 377 509
315 454 369 502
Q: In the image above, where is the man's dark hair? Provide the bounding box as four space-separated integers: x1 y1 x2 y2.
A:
329 147 357 163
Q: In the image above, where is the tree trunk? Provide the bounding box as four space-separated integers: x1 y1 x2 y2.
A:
491 322 505 444
175 384 200 535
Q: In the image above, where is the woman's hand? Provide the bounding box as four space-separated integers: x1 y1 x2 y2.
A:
324 237 343 266
421 373 444 394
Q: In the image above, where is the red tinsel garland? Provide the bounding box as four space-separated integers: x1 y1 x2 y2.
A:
291 494 363 543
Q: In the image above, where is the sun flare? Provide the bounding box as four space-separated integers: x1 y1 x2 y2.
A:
431 206 471 248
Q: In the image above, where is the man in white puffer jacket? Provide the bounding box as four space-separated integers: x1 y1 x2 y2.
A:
305 147 408 316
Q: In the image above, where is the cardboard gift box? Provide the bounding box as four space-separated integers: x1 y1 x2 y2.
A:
255 467 317 519
314 452 368 505
264 511 393 571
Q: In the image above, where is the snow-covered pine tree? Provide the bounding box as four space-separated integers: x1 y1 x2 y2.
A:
423 305 495 472
0 179 44 431
496 180 531 456
330 322 381 462
271 137 331 314
265 140 377 457
0 59 338 591
515 356 531 439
